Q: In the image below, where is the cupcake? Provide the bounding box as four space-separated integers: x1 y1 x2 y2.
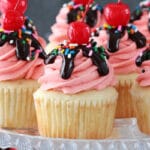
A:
34 21 118 139
0 0 46 129
131 48 150 134
46 0 104 52
130 0 150 43
92 1 148 118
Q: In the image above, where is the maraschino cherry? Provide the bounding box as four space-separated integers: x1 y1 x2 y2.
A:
73 0 93 5
68 21 91 44
68 0 91 44
2 10 25 30
104 0 130 26
1 0 27 30
0 0 27 13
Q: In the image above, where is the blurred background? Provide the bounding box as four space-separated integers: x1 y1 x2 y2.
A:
26 0 141 42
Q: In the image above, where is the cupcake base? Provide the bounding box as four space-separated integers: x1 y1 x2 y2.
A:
115 74 137 118
34 87 118 139
131 84 150 135
0 79 39 129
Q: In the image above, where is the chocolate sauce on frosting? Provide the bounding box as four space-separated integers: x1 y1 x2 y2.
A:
67 2 103 28
130 0 150 32
127 24 147 48
106 28 125 53
136 47 150 66
45 41 109 79
92 24 146 53
0 17 47 61
24 16 37 34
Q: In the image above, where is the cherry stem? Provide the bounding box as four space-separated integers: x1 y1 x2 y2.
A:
82 0 91 22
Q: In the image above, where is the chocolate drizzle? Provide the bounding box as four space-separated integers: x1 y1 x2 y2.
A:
136 48 150 66
92 24 146 53
45 41 109 79
81 41 109 76
45 45 79 79
85 8 98 27
0 29 46 61
130 0 150 31
24 16 37 34
130 6 143 23
107 28 125 53
127 24 146 48
67 3 103 28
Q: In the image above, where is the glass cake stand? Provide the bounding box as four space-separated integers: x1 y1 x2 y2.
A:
0 118 150 150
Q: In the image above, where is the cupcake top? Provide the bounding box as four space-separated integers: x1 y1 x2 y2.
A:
130 0 150 42
92 1 147 75
0 27 46 81
66 1 103 28
0 0 46 81
130 0 150 23
49 0 104 44
39 40 116 94
136 48 150 86
92 24 147 74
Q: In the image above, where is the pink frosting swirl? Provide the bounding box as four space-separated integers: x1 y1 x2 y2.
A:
133 11 150 43
0 43 44 81
137 60 150 86
39 51 116 94
49 6 69 43
49 3 105 44
93 30 147 74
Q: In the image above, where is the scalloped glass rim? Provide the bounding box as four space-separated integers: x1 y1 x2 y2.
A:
0 118 150 150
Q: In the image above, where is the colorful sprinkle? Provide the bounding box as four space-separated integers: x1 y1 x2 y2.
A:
45 41 109 79
88 50 93 56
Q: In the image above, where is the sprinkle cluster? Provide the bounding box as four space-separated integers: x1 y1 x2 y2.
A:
0 20 46 61
91 23 126 36
84 40 108 60
91 22 146 53
66 1 103 27
64 1 103 12
45 40 109 79
22 16 37 35
127 24 138 34
50 42 78 60
96 23 139 35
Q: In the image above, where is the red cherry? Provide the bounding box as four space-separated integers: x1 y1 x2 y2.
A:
0 0 27 13
68 21 91 44
2 10 25 30
73 0 93 5
104 1 130 26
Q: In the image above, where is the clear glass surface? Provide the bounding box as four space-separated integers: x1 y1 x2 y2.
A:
0 118 150 150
